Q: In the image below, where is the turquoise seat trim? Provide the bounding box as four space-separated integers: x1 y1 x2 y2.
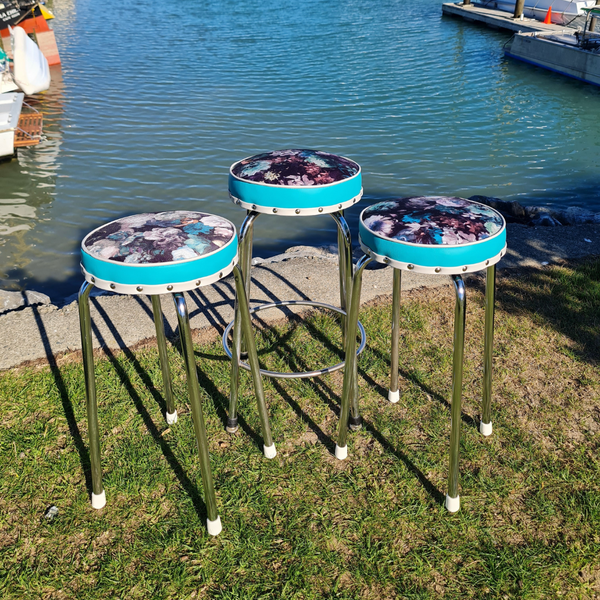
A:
228 172 362 209
359 222 506 268
81 234 238 286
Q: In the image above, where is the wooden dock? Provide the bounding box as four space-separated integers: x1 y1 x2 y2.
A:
442 2 570 33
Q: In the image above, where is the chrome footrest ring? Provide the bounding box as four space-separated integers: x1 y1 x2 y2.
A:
222 300 366 380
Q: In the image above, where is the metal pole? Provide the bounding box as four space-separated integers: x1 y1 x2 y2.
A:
480 265 496 436
446 276 466 513
389 268 402 403
78 281 106 509
151 295 177 423
173 293 221 534
335 254 372 459
232 264 275 457
228 212 259 433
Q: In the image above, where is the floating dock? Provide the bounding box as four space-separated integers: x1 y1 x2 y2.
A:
442 3 569 33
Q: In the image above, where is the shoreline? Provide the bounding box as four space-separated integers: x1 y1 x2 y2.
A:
1 219 599 371
2 195 600 313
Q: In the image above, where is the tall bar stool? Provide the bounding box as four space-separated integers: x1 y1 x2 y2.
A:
224 149 365 452
337 196 507 511
78 210 271 536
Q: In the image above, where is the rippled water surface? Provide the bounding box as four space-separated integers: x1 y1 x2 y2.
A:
1 0 600 301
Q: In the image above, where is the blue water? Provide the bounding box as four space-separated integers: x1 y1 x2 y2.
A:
1 0 599 301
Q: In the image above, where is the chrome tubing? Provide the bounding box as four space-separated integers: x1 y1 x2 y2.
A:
481 264 496 435
389 268 402 401
336 254 373 456
232 264 274 450
173 292 219 524
151 295 176 419
447 275 466 511
78 281 104 500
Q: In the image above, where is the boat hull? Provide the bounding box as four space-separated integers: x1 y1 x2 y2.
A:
505 32 600 86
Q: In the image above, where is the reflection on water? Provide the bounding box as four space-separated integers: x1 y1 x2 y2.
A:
1 0 600 302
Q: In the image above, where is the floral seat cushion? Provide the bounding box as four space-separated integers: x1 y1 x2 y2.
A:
231 149 360 186
83 211 235 264
81 211 238 294
229 149 363 215
359 197 506 274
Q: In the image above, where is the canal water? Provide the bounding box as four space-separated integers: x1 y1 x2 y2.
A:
1 0 600 302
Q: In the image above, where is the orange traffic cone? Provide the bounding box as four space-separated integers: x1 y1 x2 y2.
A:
543 7 552 24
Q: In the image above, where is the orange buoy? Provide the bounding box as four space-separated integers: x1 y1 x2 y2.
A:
543 7 552 24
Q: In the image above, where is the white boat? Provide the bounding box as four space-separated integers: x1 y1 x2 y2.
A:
479 0 597 25
0 91 43 158
505 7 600 86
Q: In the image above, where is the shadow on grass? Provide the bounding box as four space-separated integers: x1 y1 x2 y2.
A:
31 303 93 494
492 259 600 366
242 314 446 506
90 298 211 521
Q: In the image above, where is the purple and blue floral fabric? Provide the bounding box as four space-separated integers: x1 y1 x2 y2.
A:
362 197 504 246
83 211 235 264
231 149 360 187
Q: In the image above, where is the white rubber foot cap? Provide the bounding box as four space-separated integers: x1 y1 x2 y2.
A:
263 443 277 459
166 410 178 425
388 389 400 404
335 444 348 460
91 490 106 510
445 494 460 513
479 421 493 437
207 516 222 536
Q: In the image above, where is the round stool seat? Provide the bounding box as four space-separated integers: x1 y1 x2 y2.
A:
359 196 506 275
229 149 363 216
81 211 238 294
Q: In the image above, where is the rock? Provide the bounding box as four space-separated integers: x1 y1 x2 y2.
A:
560 206 598 225
469 195 527 219
530 213 563 227
0 289 51 313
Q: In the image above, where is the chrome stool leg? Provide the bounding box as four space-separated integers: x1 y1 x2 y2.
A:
78 281 106 510
227 211 259 433
232 264 276 458
331 210 362 430
336 255 372 459
388 269 402 404
480 265 496 437
173 292 221 535
151 295 177 425
446 275 466 513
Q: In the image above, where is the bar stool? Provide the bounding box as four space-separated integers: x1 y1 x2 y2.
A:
336 196 507 511
224 149 366 450
78 210 271 536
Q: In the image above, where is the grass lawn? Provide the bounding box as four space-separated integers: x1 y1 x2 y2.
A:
1 258 599 599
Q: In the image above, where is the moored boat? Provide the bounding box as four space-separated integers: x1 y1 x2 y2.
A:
478 0 597 25
0 91 43 159
504 7 600 86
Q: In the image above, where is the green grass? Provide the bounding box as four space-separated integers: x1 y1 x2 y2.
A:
1 258 600 599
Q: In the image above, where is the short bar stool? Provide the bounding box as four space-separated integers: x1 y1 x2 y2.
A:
78 210 272 536
337 196 507 510
225 149 366 444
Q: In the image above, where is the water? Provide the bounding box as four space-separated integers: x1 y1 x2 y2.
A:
1 0 600 302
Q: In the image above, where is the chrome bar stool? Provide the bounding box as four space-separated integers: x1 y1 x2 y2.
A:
78 210 271 536
337 196 507 510
224 149 366 454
